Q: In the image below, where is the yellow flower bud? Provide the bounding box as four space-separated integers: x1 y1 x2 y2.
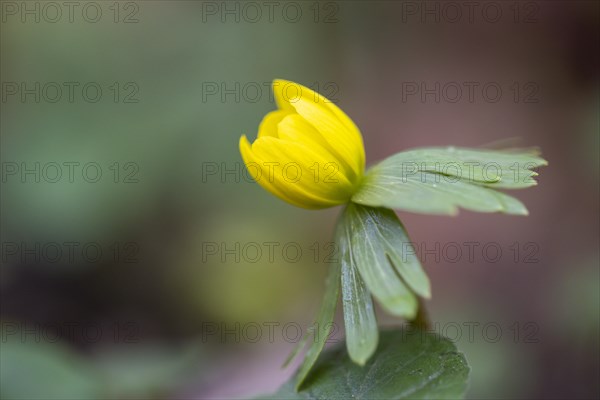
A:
239 79 365 209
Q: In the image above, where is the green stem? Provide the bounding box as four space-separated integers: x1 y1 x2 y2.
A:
409 297 431 331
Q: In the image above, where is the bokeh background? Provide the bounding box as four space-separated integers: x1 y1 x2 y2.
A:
1 1 598 399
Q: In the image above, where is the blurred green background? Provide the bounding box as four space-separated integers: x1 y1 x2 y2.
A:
1 1 598 399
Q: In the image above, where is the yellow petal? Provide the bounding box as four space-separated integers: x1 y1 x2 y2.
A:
240 135 308 208
276 115 335 159
272 79 365 180
250 136 354 206
277 114 358 183
272 80 299 112
257 110 288 139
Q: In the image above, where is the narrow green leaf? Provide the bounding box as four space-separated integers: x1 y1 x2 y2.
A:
347 204 431 299
281 330 310 369
338 211 378 365
376 146 547 188
294 260 342 390
376 208 432 298
492 191 529 215
260 329 471 400
342 203 418 319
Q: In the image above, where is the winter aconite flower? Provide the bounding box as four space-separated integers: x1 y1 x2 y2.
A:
239 79 365 209
238 79 546 390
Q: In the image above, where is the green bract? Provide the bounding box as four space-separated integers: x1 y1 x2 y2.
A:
285 147 546 389
289 203 431 388
353 147 547 215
